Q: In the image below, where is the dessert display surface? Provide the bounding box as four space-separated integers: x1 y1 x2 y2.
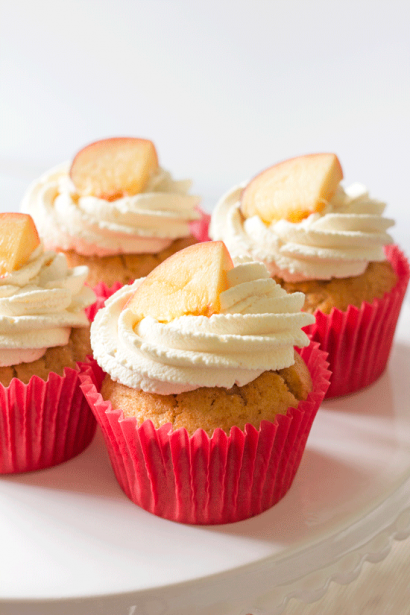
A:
1 4 409 611
1 302 409 615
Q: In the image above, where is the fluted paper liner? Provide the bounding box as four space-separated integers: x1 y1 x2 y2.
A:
0 367 96 474
87 282 122 322
80 342 330 525
305 245 409 399
189 207 211 243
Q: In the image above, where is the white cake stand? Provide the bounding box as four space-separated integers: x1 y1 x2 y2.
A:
1 304 410 615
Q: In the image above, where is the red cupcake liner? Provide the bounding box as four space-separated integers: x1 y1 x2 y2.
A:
189 206 211 242
0 367 96 474
79 342 330 525
87 282 122 322
305 245 409 399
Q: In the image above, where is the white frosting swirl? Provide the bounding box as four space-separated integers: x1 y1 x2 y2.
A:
91 257 315 395
0 244 95 366
210 182 394 281
21 163 200 257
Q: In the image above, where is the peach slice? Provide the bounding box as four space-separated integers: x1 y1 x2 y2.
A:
126 241 234 324
0 213 40 275
241 153 343 224
70 137 159 200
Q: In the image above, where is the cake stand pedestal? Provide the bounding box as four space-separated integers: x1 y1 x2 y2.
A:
1 305 410 615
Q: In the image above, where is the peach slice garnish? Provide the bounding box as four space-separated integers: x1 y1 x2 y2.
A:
241 153 343 224
0 213 40 275
70 137 159 200
126 241 234 324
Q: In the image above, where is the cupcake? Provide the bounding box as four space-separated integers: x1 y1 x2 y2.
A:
0 212 97 473
21 137 207 290
80 241 330 524
210 153 409 397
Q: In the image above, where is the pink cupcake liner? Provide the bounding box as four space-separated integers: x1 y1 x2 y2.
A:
79 342 330 525
0 367 96 474
305 245 409 399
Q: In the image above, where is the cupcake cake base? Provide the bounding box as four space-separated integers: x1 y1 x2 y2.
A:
100 351 313 436
62 236 198 288
276 259 398 315
0 327 91 387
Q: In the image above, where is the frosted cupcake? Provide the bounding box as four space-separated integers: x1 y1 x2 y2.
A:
210 154 409 397
80 241 330 524
22 137 205 289
0 213 97 473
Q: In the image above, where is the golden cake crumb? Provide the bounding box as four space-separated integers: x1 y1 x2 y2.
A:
0 327 91 386
61 236 198 287
275 260 397 314
100 351 312 437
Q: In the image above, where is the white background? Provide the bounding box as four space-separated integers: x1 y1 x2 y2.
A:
0 0 409 261
0 2 410 613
